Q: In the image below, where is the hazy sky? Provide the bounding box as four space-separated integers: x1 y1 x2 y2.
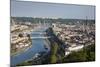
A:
11 0 95 19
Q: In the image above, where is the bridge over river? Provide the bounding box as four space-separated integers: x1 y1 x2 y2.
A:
31 36 50 39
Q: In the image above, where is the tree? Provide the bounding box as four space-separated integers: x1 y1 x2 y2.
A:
18 33 23 37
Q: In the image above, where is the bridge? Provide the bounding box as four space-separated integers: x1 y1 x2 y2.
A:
31 36 50 39
31 32 46 35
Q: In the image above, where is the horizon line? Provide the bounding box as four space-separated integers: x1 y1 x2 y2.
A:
11 16 95 20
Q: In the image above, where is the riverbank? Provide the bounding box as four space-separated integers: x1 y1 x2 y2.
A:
11 44 32 56
11 23 34 56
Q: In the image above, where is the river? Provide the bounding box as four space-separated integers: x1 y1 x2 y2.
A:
11 25 50 65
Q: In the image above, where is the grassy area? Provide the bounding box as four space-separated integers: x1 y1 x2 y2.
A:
16 60 32 66
50 43 58 63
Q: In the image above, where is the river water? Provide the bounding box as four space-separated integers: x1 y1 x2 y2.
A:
11 25 50 65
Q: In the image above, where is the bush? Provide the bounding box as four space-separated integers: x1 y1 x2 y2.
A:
62 44 95 63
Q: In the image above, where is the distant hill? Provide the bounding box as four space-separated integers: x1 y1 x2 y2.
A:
11 17 95 25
